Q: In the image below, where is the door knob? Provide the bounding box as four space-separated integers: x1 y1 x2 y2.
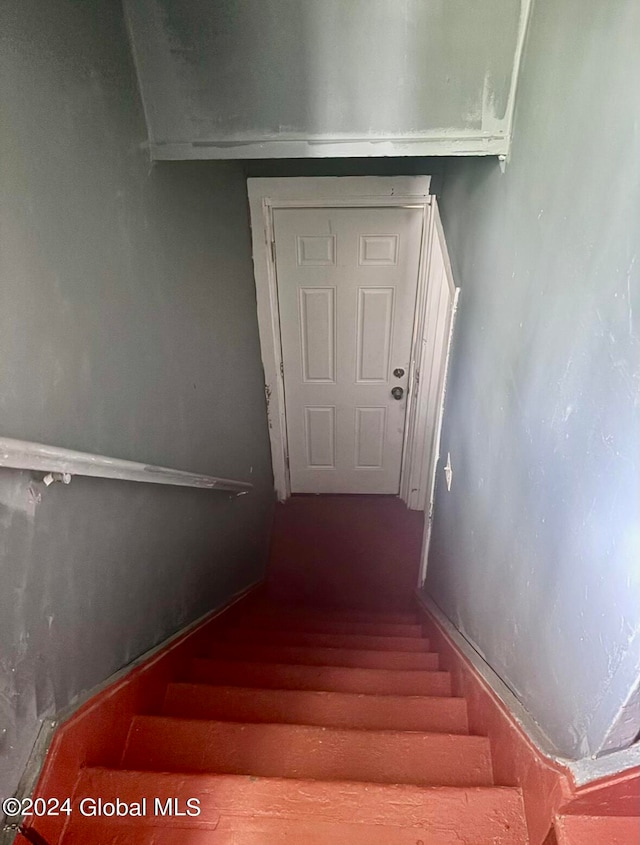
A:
391 386 404 400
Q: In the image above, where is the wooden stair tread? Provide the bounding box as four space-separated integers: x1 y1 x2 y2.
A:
163 682 469 733
187 656 452 696
234 617 423 639
223 626 429 651
248 604 420 626
555 813 640 845
122 715 494 786
205 641 439 670
58 768 527 844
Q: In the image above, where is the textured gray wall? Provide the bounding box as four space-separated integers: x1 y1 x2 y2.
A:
124 0 524 157
0 1 273 799
426 0 640 758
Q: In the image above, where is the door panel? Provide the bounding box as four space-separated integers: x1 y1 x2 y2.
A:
299 287 336 382
356 288 395 382
355 407 387 468
274 206 422 494
304 406 336 468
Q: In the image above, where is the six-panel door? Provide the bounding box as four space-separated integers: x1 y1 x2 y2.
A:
274 206 422 493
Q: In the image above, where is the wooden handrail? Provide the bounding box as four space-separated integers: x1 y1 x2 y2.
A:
0 437 252 493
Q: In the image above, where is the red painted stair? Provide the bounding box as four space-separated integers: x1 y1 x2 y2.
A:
234 616 424 638
122 716 493 785
206 640 440 668
60 768 527 845
163 682 470 732
205 642 439 671
225 626 429 650
187 656 453 694
50 601 529 844
554 813 640 844
246 607 422 625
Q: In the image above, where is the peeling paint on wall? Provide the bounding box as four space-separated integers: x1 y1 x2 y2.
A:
123 0 524 159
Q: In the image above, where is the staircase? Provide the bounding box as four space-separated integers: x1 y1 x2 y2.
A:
554 813 640 845
53 601 529 844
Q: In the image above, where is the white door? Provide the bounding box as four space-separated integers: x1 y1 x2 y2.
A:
274 206 423 494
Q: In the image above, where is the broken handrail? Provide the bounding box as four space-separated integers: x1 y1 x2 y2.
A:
0 437 252 493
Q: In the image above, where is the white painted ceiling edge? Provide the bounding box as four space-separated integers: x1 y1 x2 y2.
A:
123 0 533 161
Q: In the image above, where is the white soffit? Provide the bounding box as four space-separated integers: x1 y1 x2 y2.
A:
124 0 532 160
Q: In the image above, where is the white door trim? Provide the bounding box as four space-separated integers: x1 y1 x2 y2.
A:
401 200 460 509
248 176 440 502
417 204 460 586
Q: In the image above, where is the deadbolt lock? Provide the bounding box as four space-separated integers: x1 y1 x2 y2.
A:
393 368 405 378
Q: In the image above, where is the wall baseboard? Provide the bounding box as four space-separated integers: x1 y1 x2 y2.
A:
1 579 264 844
417 592 561 757
416 590 640 845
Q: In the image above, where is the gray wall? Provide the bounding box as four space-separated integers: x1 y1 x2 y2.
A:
124 0 526 158
0 0 273 799
426 0 640 758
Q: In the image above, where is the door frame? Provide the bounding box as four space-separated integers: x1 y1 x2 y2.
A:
248 175 448 505
401 200 460 510
415 204 460 586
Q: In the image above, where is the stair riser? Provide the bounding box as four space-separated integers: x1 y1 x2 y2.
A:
226 628 429 651
187 658 452 696
123 717 493 787
61 817 516 845
252 602 420 625
61 818 513 845
250 609 420 626
206 643 439 670
324 613 419 626
163 683 469 733
235 619 423 638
